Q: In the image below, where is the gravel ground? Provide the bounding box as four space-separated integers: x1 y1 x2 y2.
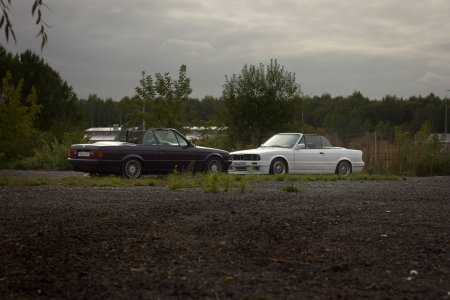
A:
0 170 449 299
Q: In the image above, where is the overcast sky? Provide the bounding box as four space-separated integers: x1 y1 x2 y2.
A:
1 0 450 100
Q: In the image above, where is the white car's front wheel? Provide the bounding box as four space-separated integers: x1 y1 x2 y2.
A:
270 158 287 175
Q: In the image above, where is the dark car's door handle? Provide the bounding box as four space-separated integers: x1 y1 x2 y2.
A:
319 152 324 155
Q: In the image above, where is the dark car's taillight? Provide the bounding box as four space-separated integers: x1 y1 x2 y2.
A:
90 150 103 158
69 149 77 158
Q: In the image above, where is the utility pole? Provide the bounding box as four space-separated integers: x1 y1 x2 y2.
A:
142 71 146 131
444 89 450 147
446 89 449 139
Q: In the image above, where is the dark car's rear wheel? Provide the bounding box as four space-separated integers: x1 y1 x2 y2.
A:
336 161 352 176
122 158 143 179
205 157 223 173
270 158 288 175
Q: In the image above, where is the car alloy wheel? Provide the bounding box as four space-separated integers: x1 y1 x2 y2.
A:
337 161 351 176
123 159 142 179
271 158 287 175
206 157 223 173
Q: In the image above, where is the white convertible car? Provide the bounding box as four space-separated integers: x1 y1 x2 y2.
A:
228 133 364 175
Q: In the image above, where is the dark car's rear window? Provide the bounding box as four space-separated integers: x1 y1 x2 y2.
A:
118 130 146 144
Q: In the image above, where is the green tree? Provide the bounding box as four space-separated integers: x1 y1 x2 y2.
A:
17 50 80 134
0 47 81 137
135 65 192 129
222 59 302 147
0 72 41 159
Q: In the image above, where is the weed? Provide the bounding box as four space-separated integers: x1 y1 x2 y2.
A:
282 184 302 193
204 172 220 193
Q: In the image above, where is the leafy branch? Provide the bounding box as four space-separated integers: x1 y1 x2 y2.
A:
0 0 50 50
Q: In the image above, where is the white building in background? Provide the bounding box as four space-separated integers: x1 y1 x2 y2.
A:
84 124 122 142
183 126 227 141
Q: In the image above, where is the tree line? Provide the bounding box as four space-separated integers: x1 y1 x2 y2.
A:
0 46 448 174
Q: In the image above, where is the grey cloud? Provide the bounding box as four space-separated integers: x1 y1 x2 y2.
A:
1 0 450 100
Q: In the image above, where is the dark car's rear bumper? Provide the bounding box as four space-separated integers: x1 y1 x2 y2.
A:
68 158 121 174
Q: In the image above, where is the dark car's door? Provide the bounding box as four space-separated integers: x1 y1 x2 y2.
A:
154 130 198 172
137 131 162 172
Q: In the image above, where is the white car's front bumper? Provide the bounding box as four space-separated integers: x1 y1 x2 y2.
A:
228 161 271 174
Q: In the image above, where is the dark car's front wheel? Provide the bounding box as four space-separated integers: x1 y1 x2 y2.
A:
122 158 143 179
205 157 223 173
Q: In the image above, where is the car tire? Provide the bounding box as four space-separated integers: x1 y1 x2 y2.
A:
337 161 352 176
122 158 143 179
205 157 223 173
270 158 288 175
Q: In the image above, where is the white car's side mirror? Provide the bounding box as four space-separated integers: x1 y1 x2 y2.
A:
295 143 306 150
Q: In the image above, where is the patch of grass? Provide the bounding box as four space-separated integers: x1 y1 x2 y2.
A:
0 172 400 191
203 172 220 193
282 183 302 193
167 170 205 190
275 175 285 181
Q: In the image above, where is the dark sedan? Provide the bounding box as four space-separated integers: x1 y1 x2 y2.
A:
68 128 230 178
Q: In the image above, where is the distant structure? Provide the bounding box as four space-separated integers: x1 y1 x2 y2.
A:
183 126 227 141
84 124 122 142
441 133 450 149
427 133 450 149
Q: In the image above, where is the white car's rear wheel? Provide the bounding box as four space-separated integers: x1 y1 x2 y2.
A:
337 161 352 176
270 158 287 175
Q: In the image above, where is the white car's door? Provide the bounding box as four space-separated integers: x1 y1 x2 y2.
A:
293 135 325 172
294 150 325 172
320 136 341 173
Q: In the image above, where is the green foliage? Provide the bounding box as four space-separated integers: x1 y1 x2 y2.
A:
135 65 192 129
167 169 202 190
203 172 220 193
193 131 233 152
410 123 448 176
222 59 302 147
0 46 81 137
0 173 400 188
282 184 302 193
0 0 49 49
0 130 83 170
364 124 450 176
0 71 41 159
26 132 75 170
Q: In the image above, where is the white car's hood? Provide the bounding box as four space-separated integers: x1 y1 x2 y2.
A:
230 147 292 155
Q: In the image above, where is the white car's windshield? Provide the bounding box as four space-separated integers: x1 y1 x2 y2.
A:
261 134 301 149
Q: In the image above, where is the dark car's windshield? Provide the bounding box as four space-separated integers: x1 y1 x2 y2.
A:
261 134 301 149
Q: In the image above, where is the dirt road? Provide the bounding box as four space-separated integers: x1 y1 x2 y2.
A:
1 173 449 299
